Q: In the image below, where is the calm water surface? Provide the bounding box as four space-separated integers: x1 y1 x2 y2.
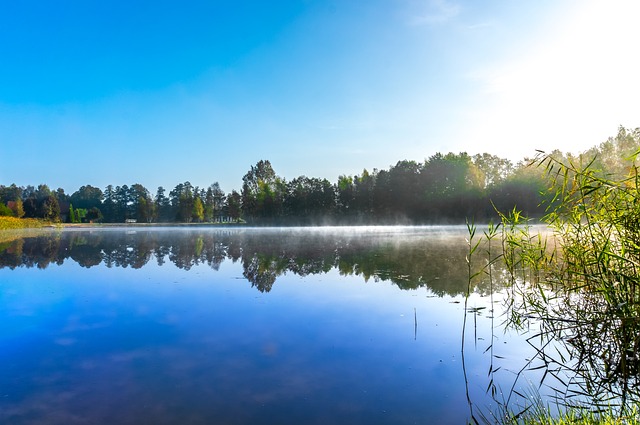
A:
0 226 545 424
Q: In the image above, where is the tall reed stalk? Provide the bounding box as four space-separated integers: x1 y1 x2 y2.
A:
486 149 640 421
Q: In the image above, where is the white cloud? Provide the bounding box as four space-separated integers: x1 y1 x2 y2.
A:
408 0 461 26
460 0 640 160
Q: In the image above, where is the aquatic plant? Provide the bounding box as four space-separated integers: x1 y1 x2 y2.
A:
463 144 640 424
474 148 640 422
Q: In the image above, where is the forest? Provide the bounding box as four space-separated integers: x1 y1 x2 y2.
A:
1 127 638 225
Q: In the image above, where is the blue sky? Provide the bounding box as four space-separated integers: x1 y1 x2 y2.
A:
2 0 639 195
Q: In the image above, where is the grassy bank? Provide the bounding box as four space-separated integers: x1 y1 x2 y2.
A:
0 216 55 230
515 406 640 425
0 217 58 245
0 218 247 230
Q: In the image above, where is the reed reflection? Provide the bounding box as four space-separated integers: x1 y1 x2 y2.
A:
462 222 640 423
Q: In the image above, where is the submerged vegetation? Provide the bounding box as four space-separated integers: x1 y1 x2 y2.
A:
464 129 640 423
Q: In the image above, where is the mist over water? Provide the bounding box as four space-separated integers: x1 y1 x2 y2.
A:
0 226 481 295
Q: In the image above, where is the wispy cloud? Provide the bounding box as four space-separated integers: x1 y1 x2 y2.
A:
465 21 492 31
408 0 461 26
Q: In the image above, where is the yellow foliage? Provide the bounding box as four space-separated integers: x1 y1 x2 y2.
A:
0 216 48 230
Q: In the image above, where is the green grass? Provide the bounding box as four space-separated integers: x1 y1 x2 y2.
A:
476 393 640 425
0 216 53 230
517 406 640 425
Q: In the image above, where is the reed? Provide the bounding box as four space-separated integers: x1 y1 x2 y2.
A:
483 149 640 422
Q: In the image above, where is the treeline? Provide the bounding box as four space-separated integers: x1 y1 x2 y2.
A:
239 153 546 224
0 153 541 224
1 127 638 224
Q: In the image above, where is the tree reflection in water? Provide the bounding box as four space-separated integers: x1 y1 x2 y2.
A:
0 227 488 296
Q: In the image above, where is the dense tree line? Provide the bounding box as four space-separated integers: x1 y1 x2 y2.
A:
1 127 637 224
237 153 547 224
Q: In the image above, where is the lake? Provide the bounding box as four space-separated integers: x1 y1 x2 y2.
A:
0 226 556 424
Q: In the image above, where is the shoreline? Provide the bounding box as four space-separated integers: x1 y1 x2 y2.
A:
59 222 246 228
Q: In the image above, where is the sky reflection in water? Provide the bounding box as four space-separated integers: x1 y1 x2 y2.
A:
0 227 541 424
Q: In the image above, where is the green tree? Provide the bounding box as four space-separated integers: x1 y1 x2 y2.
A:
86 207 103 223
584 126 640 179
137 197 151 223
204 186 215 222
472 153 514 188
24 184 61 220
70 185 103 210
386 160 422 220
154 186 172 222
69 203 78 223
489 158 547 218
130 183 154 222
227 190 242 222
0 184 22 205
420 152 483 220
0 202 12 216
113 185 131 222
352 169 376 218
241 160 285 221
211 183 225 221
192 196 205 222
203 182 225 222
55 187 69 206
22 197 37 218
422 153 471 197
336 175 355 217
0 184 25 217
170 182 195 222
40 194 60 221
102 185 117 222
371 169 391 219
75 208 88 222
9 199 25 218
285 176 335 221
